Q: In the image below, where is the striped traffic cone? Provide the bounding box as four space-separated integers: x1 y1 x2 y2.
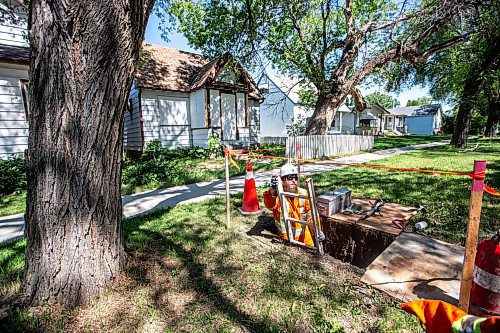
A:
237 161 262 215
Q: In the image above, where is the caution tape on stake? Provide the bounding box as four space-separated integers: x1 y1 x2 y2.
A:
227 151 499 197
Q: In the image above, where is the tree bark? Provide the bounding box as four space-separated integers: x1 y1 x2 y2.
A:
484 93 499 137
451 77 479 148
451 37 500 148
305 94 345 135
25 0 153 307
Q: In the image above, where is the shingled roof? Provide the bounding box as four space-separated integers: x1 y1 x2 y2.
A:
135 44 262 100
0 44 29 65
388 104 441 116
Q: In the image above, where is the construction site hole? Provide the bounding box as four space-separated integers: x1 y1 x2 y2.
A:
321 217 396 269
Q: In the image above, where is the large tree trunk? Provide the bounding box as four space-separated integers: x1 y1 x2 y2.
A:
305 94 345 135
484 93 500 137
25 1 153 307
451 86 477 149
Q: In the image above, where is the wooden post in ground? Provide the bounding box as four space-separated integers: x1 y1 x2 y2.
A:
224 147 231 229
297 142 301 184
458 160 486 311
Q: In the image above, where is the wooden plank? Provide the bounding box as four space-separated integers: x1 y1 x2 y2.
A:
362 232 464 305
458 160 486 311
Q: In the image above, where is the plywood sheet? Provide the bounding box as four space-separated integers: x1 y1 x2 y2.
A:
327 198 416 236
361 232 464 305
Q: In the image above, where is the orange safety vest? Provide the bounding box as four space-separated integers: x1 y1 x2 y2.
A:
263 188 317 247
401 300 500 333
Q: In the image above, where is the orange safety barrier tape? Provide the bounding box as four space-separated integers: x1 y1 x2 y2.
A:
229 151 499 196
225 150 241 171
229 147 286 154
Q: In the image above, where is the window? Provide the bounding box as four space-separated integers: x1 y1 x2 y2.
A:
20 79 29 121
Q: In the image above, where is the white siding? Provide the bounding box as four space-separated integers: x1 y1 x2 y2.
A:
189 89 205 129
236 92 246 127
221 93 237 141
259 79 294 137
0 2 28 47
209 89 221 128
123 81 143 152
0 66 28 157
141 90 191 148
192 128 210 148
248 100 260 144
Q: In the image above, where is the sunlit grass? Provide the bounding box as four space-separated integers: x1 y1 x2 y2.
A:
372 134 451 151
1 197 422 332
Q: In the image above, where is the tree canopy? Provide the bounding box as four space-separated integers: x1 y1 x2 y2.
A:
406 96 432 106
365 92 399 109
167 0 481 134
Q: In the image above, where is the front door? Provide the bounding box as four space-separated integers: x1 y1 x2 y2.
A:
221 93 237 140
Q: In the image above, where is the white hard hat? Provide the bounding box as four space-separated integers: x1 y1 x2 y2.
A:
280 162 298 177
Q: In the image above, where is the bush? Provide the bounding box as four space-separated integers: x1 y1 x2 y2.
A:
0 155 27 195
122 141 212 190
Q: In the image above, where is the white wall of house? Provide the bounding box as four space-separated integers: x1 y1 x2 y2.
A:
124 86 261 151
124 81 143 152
259 79 294 137
138 89 192 149
0 65 29 157
0 1 28 47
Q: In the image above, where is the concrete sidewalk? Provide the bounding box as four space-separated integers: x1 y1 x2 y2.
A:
0 140 449 244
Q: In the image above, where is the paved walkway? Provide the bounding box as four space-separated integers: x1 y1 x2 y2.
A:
0 140 449 244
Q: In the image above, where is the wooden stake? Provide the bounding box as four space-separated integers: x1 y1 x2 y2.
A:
297 142 301 184
458 160 486 311
224 147 231 229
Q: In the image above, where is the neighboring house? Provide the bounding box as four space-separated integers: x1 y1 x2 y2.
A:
124 44 263 154
387 104 443 135
0 0 29 157
327 104 356 134
256 72 313 138
332 103 390 135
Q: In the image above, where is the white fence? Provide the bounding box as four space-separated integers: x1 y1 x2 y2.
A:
286 135 374 159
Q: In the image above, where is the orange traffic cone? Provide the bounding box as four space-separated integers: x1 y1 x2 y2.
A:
237 161 262 215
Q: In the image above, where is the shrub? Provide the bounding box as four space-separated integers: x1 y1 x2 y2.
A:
0 155 27 195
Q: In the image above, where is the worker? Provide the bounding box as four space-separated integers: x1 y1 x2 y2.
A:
402 299 499 333
263 162 324 247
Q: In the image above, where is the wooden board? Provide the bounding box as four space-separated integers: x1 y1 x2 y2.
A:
326 197 416 236
361 232 464 305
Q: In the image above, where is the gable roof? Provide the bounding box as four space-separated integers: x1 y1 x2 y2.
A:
388 104 441 116
135 44 262 100
0 44 29 65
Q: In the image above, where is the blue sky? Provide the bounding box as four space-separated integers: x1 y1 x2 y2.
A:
144 14 442 110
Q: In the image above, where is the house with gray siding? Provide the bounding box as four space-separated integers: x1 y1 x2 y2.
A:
387 104 443 135
0 0 29 157
124 44 263 154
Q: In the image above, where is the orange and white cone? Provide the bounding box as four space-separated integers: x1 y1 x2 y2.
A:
237 161 262 215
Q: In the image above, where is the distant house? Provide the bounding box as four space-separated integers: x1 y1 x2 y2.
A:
0 0 29 157
329 103 390 135
256 72 313 138
387 104 443 135
124 44 263 154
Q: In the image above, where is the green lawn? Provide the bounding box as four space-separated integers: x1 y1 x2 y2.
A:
311 137 499 245
372 134 451 151
1 138 498 332
0 198 421 332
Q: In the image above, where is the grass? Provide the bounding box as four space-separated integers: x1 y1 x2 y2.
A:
372 134 451 151
0 197 422 332
1 138 498 331
310 137 499 245
0 192 25 217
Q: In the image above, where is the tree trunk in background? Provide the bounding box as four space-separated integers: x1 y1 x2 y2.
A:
451 72 483 148
305 94 346 135
484 93 499 137
25 0 153 307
